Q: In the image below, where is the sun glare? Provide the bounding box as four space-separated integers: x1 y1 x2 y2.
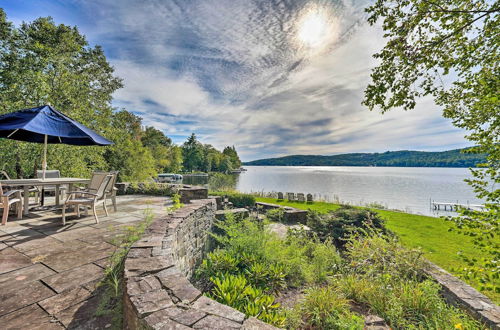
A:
296 6 338 51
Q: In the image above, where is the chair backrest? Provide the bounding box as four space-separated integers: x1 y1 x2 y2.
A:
0 171 10 180
88 172 110 193
96 175 113 200
94 170 119 194
105 171 119 194
37 170 61 179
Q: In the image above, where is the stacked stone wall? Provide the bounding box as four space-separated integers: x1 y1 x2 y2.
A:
123 199 277 329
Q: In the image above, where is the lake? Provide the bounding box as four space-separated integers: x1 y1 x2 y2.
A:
234 166 483 216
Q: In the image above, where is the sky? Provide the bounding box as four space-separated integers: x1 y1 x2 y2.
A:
1 0 471 161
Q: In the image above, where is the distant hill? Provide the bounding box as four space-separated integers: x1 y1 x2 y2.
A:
243 148 486 168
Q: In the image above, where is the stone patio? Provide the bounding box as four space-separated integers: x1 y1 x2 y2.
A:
0 194 172 329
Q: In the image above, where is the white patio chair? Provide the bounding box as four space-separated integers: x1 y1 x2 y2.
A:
62 174 112 225
1 170 39 205
94 171 119 212
0 183 23 225
36 170 67 202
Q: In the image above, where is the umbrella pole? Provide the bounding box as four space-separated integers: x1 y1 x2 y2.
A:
42 134 47 180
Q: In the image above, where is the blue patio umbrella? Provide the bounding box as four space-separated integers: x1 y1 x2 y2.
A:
0 105 113 179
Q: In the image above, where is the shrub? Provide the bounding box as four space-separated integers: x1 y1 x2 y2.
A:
266 208 286 223
208 273 286 327
287 286 364 330
125 182 174 196
333 275 481 329
307 205 388 247
197 216 343 327
331 233 482 329
345 233 426 280
211 191 256 208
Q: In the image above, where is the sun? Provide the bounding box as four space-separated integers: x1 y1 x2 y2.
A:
294 5 340 55
297 10 330 48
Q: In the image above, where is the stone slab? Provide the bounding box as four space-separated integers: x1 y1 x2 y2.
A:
54 295 113 328
144 313 191 330
171 309 207 326
192 296 245 323
41 241 115 272
242 317 279 330
5 235 65 255
42 263 103 293
127 275 162 296
128 247 153 258
129 289 174 317
39 286 92 315
125 256 174 277
0 263 56 294
0 280 56 316
49 226 102 242
0 247 32 274
22 239 88 259
0 304 63 330
158 273 201 303
192 314 242 329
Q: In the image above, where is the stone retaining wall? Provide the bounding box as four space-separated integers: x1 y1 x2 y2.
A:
425 264 500 329
123 199 278 329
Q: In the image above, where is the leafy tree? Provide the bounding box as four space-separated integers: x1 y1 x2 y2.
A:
182 133 205 172
0 11 122 178
164 145 183 173
363 0 499 293
219 156 234 174
223 146 242 169
141 126 172 148
141 126 176 174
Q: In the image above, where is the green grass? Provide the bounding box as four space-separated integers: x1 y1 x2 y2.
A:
255 197 499 304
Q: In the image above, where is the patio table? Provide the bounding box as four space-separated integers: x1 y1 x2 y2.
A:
0 178 90 215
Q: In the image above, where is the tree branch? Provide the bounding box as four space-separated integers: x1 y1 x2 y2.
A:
421 0 499 14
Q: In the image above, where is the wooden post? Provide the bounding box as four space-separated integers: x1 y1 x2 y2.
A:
42 134 48 180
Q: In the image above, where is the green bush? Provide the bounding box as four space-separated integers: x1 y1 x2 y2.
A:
331 234 482 329
208 273 286 328
210 191 255 208
333 275 480 329
266 208 286 223
345 233 426 280
287 286 364 330
125 182 174 196
307 205 388 247
197 215 343 327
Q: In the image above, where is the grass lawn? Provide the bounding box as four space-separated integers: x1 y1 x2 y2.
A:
255 197 499 303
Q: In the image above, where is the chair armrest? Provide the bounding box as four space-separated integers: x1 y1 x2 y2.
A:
68 191 98 197
2 190 21 198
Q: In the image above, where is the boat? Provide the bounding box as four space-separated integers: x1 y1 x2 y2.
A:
231 167 247 173
183 173 209 177
157 173 183 183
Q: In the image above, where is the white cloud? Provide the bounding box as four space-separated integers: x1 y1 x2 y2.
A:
16 0 471 160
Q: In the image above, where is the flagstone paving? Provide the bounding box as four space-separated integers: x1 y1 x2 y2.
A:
0 194 172 329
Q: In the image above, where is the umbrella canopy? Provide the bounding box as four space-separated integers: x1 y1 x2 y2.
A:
0 105 113 145
0 105 113 178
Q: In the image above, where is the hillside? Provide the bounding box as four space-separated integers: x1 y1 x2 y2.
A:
243 148 486 167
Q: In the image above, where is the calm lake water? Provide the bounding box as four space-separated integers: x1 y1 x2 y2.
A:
234 166 483 216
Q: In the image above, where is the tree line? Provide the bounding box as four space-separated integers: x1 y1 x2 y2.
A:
244 149 486 167
0 10 240 181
